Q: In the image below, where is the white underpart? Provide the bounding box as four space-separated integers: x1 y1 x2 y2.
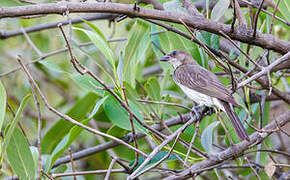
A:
177 83 225 111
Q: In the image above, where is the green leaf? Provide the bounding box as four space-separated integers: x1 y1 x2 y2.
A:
41 92 99 154
211 0 230 21
129 151 179 171
158 29 202 66
30 146 39 178
6 127 35 180
123 82 150 116
107 125 128 138
201 121 220 153
103 94 147 133
38 60 68 74
163 0 184 11
81 19 107 42
45 118 90 172
123 19 150 87
45 96 106 172
73 27 116 76
72 74 104 96
117 53 124 87
210 34 220 50
150 24 163 57
145 77 161 101
278 0 290 21
0 80 6 132
3 94 31 151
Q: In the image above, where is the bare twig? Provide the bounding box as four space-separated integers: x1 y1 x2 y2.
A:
244 156 261 180
68 148 77 180
52 169 124 178
104 158 116 180
136 99 192 111
122 87 139 169
184 120 199 165
21 27 43 56
253 0 265 37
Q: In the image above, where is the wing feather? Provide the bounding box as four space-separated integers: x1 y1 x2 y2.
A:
173 65 239 107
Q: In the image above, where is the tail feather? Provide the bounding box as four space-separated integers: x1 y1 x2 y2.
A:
221 101 250 141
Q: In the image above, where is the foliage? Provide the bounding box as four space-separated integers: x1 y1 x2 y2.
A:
0 0 289 179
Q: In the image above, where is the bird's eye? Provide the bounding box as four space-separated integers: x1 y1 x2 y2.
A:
172 51 177 56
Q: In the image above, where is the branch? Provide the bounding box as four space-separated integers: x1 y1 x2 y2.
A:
237 51 290 89
0 13 117 39
165 110 290 180
52 112 193 168
1 2 289 54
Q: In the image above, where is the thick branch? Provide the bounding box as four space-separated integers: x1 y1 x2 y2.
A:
0 2 289 54
165 110 290 180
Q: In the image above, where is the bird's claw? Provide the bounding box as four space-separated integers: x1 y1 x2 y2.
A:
191 105 202 119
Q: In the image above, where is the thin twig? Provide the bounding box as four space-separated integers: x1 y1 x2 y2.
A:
68 148 77 180
21 27 43 56
244 156 261 180
178 18 229 73
132 131 182 179
17 55 42 180
104 158 116 180
41 170 54 180
52 169 125 178
184 120 199 165
244 149 290 157
230 0 237 33
218 30 262 69
253 0 265 38
122 87 139 170
128 115 198 179
273 164 290 168
136 99 192 111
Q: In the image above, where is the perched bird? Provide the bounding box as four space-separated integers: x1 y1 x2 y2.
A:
160 50 249 141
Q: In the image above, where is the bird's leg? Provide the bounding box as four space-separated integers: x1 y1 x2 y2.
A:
191 105 203 119
216 107 234 145
204 106 215 115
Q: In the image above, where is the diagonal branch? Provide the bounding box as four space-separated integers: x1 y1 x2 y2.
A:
165 110 290 180
237 51 290 89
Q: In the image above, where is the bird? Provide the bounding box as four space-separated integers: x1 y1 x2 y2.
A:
160 49 249 141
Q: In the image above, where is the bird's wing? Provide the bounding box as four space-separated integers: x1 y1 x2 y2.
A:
173 65 240 107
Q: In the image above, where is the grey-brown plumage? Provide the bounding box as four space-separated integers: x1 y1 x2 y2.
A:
160 50 249 141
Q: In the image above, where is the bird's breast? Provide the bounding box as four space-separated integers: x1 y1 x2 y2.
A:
177 83 225 111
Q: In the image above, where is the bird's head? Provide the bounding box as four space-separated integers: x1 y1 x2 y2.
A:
160 50 197 68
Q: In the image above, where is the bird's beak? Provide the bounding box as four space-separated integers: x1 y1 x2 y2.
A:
160 55 170 61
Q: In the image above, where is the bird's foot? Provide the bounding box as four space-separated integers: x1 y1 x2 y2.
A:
191 105 202 119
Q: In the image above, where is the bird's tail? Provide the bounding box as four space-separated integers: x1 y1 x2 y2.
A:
221 101 250 141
